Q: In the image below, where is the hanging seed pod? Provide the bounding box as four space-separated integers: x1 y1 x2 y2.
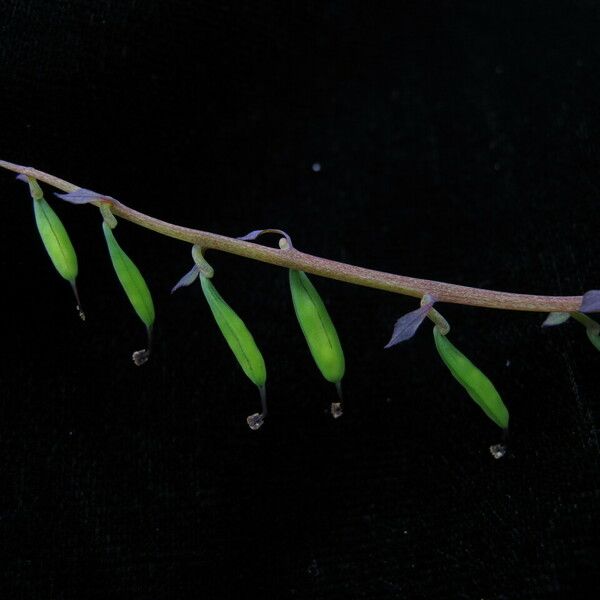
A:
433 325 508 430
171 245 268 429
289 269 345 417
200 274 267 430
102 220 155 365
19 175 84 319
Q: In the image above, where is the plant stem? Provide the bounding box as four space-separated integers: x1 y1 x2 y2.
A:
0 159 585 313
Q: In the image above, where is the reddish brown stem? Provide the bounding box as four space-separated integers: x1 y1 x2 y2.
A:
0 159 584 312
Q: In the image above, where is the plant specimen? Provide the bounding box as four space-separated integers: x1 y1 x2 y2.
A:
2 159 599 453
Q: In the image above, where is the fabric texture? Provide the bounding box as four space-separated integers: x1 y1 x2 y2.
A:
1 1 599 598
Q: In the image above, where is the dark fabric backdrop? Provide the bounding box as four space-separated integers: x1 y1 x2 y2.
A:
1 1 599 598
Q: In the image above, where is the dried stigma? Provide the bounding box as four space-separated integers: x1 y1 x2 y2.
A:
19 175 84 319
433 325 509 430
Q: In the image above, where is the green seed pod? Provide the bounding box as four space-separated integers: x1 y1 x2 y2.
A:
21 175 84 319
102 221 155 364
200 274 267 429
34 195 78 281
433 325 509 429
289 270 345 416
200 274 266 386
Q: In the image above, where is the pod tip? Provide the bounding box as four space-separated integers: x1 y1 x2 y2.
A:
70 281 85 321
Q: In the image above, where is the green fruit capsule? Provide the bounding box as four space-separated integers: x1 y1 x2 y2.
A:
433 326 509 430
22 176 84 319
200 274 267 429
289 270 345 417
102 221 155 365
33 195 78 281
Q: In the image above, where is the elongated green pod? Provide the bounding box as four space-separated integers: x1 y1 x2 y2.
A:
102 222 155 328
22 175 84 319
433 326 508 429
200 275 266 387
102 221 155 364
34 195 78 282
289 270 345 417
200 274 267 429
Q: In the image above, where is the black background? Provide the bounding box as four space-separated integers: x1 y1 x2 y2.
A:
1 1 600 598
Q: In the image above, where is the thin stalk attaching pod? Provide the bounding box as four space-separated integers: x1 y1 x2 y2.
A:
289 268 345 418
199 273 268 430
18 175 84 320
432 325 509 430
192 244 214 278
101 206 155 365
171 244 214 293
426 305 450 335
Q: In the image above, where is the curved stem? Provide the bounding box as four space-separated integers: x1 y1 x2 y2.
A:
0 159 584 312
